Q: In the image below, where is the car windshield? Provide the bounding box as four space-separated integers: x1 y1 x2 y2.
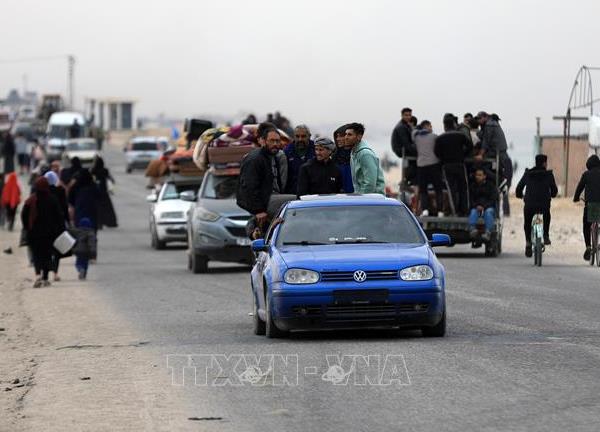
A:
276 205 425 246
131 142 157 151
201 174 239 199
161 183 200 201
67 141 97 151
49 125 69 139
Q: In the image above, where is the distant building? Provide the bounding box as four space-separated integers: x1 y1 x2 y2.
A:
539 134 590 196
85 97 137 131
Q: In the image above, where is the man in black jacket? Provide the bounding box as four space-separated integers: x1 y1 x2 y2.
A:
391 107 417 184
573 154 600 260
297 137 342 197
237 125 283 228
434 114 473 215
516 154 558 256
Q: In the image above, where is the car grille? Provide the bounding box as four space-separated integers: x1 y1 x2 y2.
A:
291 303 430 320
320 270 399 282
226 226 247 238
227 215 251 221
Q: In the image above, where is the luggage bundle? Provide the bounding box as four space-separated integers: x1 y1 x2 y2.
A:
193 124 290 175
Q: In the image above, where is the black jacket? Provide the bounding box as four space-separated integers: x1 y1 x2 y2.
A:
391 121 416 158
49 185 69 225
434 131 473 164
21 193 64 241
574 155 600 203
515 167 558 210
296 158 342 197
237 147 275 214
470 180 497 209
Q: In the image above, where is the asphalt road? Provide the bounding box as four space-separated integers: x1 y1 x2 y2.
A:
92 145 600 432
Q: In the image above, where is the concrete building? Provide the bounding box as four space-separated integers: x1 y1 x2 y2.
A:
85 97 137 131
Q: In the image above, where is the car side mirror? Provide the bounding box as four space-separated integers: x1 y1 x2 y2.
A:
180 190 196 202
429 233 451 247
251 239 269 252
146 194 158 203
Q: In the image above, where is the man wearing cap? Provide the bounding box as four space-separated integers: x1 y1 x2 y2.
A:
296 137 342 197
345 123 385 195
515 154 558 256
284 124 315 194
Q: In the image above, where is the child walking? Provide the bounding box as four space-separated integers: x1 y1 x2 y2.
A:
72 217 97 280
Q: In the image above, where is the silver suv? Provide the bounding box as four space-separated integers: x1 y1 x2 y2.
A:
183 169 253 273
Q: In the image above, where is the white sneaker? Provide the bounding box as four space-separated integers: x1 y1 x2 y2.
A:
421 210 429 216
437 212 444 217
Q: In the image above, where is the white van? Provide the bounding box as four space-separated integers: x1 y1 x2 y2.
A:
46 112 86 160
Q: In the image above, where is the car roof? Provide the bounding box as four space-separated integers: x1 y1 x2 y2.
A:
288 194 400 209
66 138 96 144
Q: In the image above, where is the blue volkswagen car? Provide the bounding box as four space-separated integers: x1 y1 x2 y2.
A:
250 194 451 338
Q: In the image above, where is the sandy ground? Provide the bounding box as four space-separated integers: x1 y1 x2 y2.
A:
0 226 198 431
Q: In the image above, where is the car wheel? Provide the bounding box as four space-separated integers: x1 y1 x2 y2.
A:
126 165 132 174
191 252 208 274
151 228 166 250
422 309 446 337
252 289 266 335
265 293 287 339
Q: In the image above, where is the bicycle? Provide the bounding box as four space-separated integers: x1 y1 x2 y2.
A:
531 213 544 267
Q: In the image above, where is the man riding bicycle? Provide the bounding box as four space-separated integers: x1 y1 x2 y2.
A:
515 154 558 257
573 154 600 261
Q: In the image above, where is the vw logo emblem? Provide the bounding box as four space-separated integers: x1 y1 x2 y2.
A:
353 270 367 283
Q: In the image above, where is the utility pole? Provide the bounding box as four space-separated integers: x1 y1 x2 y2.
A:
535 117 541 154
68 55 75 110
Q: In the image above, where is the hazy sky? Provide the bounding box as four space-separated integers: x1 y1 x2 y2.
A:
2 0 599 135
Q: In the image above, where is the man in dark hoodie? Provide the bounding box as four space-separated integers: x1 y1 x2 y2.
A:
516 154 558 256
434 113 473 215
391 107 417 184
573 154 600 261
468 167 497 241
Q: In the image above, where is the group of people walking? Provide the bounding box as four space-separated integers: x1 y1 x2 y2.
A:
1 154 116 287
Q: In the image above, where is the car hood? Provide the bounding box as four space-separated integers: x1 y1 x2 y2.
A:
197 198 250 218
278 243 431 271
65 150 98 160
154 199 192 214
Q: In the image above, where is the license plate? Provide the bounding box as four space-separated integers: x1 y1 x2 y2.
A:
236 238 251 246
333 289 389 305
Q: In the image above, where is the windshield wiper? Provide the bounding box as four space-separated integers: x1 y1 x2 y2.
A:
282 241 328 246
334 239 389 244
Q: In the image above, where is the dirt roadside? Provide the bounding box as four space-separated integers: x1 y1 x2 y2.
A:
0 227 199 432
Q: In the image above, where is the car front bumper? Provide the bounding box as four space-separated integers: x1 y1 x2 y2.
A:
192 220 254 264
270 284 444 331
156 222 188 242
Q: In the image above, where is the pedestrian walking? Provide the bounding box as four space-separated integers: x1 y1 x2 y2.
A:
72 217 97 280
1 130 15 174
15 133 30 175
1 172 21 231
21 177 64 287
296 137 342 196
91 156 118 228
44 171 69 281
346 123 385 195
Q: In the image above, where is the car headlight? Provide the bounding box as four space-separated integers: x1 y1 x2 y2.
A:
160 211 184 219
195 207 220 222
284 269 320 284
399 265 434 281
